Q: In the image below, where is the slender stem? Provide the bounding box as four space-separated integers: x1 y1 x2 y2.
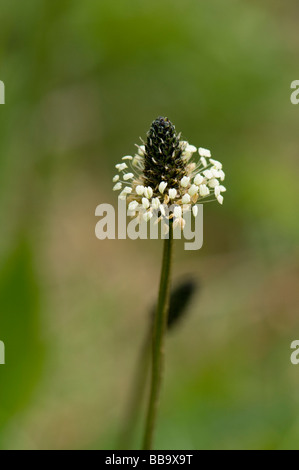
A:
118 327 151 449
142 221 173 450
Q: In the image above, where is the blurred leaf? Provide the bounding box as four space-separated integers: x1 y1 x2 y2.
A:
167 278 198 331
151 278 198 331
0 238 45 446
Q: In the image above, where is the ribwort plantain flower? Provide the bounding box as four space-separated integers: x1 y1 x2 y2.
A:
113 117 226 229
113 117 226 450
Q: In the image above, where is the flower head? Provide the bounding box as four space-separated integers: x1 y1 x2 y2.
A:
113 117 226 226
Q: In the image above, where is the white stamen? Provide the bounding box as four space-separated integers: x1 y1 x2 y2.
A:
169 188 177 199
122 186 132 194
194 174 204 186
128 200 139 211
142 198 150 209
186 144 197 153
159 182 168 194
219 170 225 181
180 176 190 188
123 173 134 181
122 155 133 161
113 175 120 183
188 163 196 172
199 184 210 197
188 184 199 196
208 178 220 189
210 158 222 170
144 187 153 199
115 163 128 171
192 206 198 217
152 198 160 210
182 193 191 204
200 157 208 168
217 195 224 205
179 141 188 150
203 170 213 179
198 148 211 158
113 183 122 191
136 185 145 196
211 169 221 178
182 144 197 160
138 145 145 156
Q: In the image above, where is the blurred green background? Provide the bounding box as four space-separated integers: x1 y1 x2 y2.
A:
1 0 299 450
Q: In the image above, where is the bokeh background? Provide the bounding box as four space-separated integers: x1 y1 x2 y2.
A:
0 0 299 450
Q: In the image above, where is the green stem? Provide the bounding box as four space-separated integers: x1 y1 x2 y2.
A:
142 221 173 450
118 327 151 449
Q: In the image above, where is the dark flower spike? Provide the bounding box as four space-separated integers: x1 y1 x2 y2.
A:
143 117 186 194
